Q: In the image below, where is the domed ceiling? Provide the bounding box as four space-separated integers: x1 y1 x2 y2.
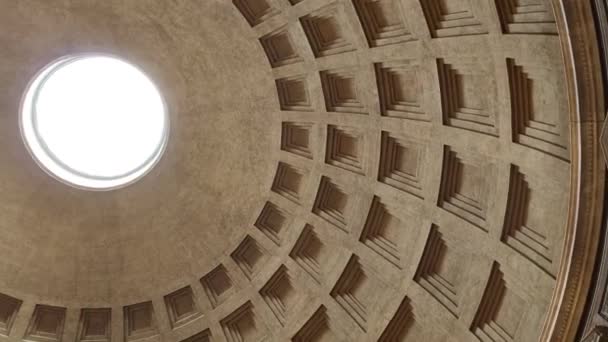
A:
0 1 604 342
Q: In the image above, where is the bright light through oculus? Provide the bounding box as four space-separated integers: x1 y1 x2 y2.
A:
21 55 169 190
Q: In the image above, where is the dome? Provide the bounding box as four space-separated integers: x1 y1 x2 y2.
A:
0 1 605 342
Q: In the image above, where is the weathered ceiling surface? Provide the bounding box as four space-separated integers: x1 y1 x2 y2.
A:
0 0 604 342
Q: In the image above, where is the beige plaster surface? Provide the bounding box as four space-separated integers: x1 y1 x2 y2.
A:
0 0 279 305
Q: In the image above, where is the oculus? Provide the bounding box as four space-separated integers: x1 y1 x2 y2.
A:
20 55 168 190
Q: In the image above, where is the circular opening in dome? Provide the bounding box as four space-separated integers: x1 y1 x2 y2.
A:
20 55 169 190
